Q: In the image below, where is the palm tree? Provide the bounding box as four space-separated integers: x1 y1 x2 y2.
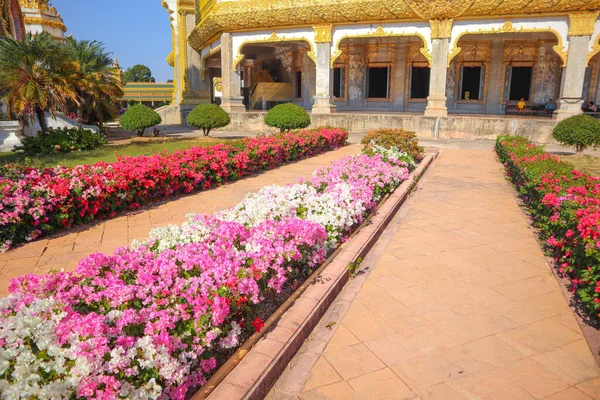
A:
66 39 123 126
0 32 78 133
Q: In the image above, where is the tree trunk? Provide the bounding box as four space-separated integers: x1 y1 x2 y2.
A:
137 128 145 137
204 128 210 137
576 144 586 156
35 107 48 134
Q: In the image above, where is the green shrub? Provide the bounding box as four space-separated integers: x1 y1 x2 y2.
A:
264 103 310 132
186 104 231 136
553 114 600 154
120 104 162 137
361 128 424 162
16 127 106 155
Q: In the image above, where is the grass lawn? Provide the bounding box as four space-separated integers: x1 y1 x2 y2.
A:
0 138 237 169
560 154 600 176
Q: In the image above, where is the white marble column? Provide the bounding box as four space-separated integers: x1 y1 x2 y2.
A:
425 20 452 117
556 12 598 120
312 25 336 114
220 32 246 113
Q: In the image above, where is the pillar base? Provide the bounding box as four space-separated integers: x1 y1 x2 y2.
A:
221 96 246 113
424 95 448 117
312 96 336 114
555 99 584 121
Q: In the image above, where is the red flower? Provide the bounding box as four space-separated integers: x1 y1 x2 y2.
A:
251 317 264 333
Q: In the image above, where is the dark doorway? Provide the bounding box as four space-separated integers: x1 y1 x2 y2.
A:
367 67 390 98
333 67 344 98
509 67 533 101
410 67 430 99
295 71 302 98
461 66 482 100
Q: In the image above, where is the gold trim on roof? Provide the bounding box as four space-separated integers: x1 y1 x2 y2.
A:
23 15 66 32
447 20 567 67
188 0 600 51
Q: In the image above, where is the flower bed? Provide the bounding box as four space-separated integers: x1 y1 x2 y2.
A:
496 136 600 319
0 128 348 252
0 145 416 399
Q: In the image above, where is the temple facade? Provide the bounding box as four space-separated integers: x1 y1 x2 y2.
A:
162 0 600 124
19 0 66 39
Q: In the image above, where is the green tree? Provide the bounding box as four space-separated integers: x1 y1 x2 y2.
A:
186 104 230 136
264 103 311 132
553 114 600 155
120 104 161 136
123 64 155 83
0 32 78 133
66 39 123 125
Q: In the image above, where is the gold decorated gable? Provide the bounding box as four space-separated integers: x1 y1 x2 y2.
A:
188 0 600 51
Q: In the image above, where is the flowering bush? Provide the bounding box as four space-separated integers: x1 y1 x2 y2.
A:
0 141 415 399
16 127 107 155
0 128 348 252
361 128 424 163
496 136 600 319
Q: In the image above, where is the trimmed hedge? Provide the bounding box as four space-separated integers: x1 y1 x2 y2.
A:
120 104 162 137
186 104 231 136
264 103 311 132
553 115 600 154
496 135 600 318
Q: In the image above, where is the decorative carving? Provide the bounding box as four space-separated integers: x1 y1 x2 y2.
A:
187 0 598 51
430 19 453 39
19 0 58 14
535 48 559 103
447 19 568 67
213 77 222 93
456 41 490 63
22 15 66 32
366 43 394 64
234 31 316 69
314 24 332 43
587 34 600 66
504 41 537 63
330 27 430 67
568 11 599 37
348 52 365 101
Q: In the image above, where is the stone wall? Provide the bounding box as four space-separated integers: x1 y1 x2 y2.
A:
227 112 558 143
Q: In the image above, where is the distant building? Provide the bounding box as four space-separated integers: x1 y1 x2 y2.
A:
121 82 175 107
163 0 600 123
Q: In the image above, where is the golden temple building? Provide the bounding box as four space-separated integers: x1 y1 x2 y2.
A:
18 0 66 39
162 0 600 135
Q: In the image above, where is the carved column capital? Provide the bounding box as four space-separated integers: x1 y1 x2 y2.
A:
430 19 454 40
568 12 599 37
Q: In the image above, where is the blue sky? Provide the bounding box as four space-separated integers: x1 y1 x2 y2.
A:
52 0 174 82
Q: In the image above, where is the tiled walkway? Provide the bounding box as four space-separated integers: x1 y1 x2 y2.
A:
0 145 361 297
292 149 600 400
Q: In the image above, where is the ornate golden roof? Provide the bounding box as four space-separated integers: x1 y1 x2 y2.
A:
188 0 600 50
19 0 66 33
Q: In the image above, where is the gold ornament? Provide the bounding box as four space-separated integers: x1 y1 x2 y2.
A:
22 16 66 32
430 19 453 39
314 24 333 43
568 11 599 37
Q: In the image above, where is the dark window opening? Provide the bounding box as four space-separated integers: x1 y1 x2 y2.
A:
509 67 532 101
367 67 390 98
410 66 430 99
461 66 482 100
333 67 344 98
295 71 302 98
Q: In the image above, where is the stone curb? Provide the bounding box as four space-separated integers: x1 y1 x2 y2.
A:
206 152 438 400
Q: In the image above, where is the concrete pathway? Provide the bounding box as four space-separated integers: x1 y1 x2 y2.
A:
0 145 361 297
274 149 600 400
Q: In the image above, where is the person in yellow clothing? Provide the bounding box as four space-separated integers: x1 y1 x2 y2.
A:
517 98 527 114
